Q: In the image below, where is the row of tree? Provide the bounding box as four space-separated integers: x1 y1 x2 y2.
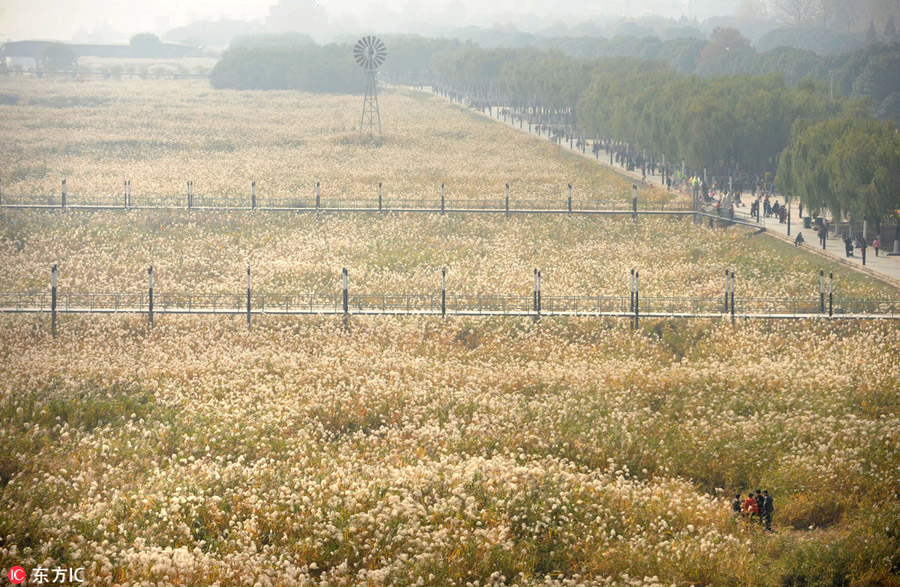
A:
206 34 898 223
210 44 363 92
428 45 898 224
777 114 900 225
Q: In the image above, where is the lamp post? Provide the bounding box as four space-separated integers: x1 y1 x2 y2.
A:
787 194 791 236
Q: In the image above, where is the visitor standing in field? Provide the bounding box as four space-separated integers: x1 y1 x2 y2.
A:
742 493 759 518
755 490 765 524
762 490 774 531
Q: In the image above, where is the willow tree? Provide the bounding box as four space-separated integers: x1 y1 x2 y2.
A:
778 114 900 231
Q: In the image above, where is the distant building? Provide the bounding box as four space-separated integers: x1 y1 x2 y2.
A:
0 40 193 68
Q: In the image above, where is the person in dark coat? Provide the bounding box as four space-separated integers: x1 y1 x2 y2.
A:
732 494 742 514
762 490 774 531
844 235 854 257
755 490 765 524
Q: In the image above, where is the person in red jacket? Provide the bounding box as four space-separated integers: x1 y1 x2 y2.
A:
742 493 759 518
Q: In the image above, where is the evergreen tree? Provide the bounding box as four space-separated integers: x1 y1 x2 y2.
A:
885 15 898 42
864 19 878 45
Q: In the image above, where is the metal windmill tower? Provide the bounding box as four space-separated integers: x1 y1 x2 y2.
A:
354 35 387 139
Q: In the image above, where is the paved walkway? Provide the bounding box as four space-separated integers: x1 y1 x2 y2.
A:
760 200 900 288
422 88 900 291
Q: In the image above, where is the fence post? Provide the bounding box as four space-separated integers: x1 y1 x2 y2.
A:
537 269 542 317
124 180 128 208
632 184 637 220
730 271 735 324
51 264 58 338
634 270 640 330
441 267 446 318
441 182 445 215
568 183 572 214
148 265 154 328
630 268 635 314
0 177 3 206
533 268 538 320
829 272 833 317
187 181 192 209
316 181 321 210
252 181 256 210
724 269 730 312
787 194 791 236
342 267 348 316
505 183 509 217
61 179 66 209
247 265 251 329
819 269 825 314
127 180 131 208
378 182 383 213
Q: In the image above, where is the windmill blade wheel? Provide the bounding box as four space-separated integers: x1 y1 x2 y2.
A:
354 36 387 71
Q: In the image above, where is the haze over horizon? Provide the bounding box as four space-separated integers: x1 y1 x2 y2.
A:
0 0 743 44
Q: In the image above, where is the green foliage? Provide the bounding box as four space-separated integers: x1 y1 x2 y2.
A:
379 35 461 83
228 32 314 50
778 114 900 221
210 44 363 93
38 43 76 72
129 33 164 58
757 26 866 54
852 52 900 105
695 27 754 76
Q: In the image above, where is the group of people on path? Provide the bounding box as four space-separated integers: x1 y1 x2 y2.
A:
843 233 882 257
733 489 774 531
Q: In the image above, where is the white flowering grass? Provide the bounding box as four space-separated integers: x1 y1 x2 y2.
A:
1 317 898 585
0 77 898 586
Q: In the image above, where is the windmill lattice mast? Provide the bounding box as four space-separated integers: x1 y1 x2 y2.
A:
354 36 387 139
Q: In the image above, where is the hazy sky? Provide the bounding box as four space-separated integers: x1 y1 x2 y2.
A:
0 0 273 40
0 0 723 42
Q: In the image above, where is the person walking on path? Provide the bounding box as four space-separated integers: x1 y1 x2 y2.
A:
844 234 854 257
874 235 881 256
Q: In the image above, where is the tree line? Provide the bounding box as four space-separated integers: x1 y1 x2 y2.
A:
210 44 363 92
207 34 899 225
427 44 899 225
